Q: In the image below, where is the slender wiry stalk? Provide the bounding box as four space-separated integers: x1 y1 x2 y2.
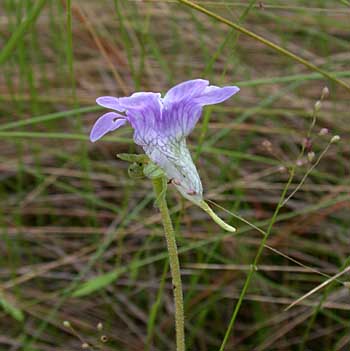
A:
177 0 350 93
152 177 185 351
219 168 295 351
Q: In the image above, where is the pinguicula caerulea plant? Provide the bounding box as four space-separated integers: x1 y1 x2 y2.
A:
90 79 240 203
90 79 240 351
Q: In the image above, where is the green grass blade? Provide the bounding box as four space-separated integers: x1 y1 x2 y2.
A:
0 0 47 65
177 0 350 92
0 106 102 131
0 293 24 322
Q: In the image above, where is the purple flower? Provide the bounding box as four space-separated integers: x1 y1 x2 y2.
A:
90 79 239 204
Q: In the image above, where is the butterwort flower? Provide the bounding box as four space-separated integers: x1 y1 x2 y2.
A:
90 79 239 206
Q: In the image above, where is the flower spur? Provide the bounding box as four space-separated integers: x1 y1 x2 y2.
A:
90 79 240 232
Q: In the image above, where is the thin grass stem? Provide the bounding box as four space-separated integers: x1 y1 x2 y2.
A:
219 166 295 350
177 0 350 92
0 0 47 65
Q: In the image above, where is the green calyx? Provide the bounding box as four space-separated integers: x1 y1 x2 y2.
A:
117 153 237 232
117 153 165 180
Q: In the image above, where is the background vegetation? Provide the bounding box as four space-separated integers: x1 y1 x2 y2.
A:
1 0 349 350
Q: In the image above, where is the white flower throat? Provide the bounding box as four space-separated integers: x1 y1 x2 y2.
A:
143 137 203 205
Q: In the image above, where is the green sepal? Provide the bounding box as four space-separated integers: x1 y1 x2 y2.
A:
143 163 165 180
117 153 149 164
117 153 150 179
128 163 145 179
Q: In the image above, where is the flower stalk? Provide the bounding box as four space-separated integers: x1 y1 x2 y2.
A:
152 176 185 351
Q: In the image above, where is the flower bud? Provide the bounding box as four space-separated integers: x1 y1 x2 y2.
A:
321 86 329 99
262 139 272 152
296 159 305 167
314 100 322 112
303 137 312 152
307 151 315 162
63 321 71 328
331 135 340 143
319 128 329 136
278 165 286 173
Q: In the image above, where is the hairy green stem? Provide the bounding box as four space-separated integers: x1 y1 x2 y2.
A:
152 177 185 351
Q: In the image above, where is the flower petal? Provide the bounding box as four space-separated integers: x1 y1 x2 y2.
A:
117 92 163 146
163 79 209 102
90 112 127 142
162 100 202 138
96 96 123 111
161 84 239 138
93 82 239 146
194 85 240 105
118 92 162 109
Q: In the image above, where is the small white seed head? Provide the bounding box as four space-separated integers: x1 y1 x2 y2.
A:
331 135 340 143
262 139 272 151
314 100 322 112
307 151 315 162
278 165 286 173
97 322 103 331
321 86 330 99
63 321 71 328
81 343 90 349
